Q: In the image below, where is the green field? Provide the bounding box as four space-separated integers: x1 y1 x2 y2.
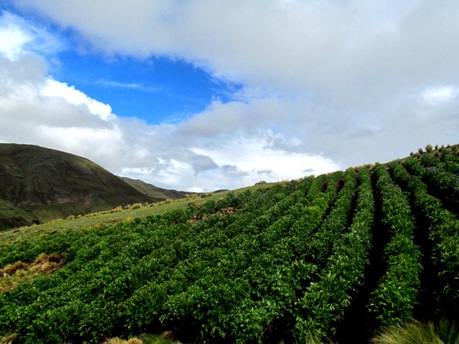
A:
1 145 459 343
0 184 272 245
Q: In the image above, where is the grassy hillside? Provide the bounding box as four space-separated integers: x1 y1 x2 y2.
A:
0 185 270 245
0 144 156 229
0 144 459 343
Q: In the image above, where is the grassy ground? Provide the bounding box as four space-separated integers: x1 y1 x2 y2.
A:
0 183 275 245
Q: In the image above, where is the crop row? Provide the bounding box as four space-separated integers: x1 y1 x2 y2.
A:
125 171 344 343
294 167 374 341
434 147 459 174
404 154 459 214
388 159 459 317
368 164 422 328
2 147 459 343
0 171 350 343
0 177 319 342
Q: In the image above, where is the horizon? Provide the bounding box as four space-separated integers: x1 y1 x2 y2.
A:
1 1 458 192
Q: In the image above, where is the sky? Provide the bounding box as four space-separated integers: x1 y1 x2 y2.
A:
0 1 458 192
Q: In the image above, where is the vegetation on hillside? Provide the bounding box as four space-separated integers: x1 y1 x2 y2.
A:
0 144 188 229
0 144 458 343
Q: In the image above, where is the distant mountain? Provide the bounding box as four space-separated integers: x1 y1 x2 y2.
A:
120 177 191 202
0 143 180 229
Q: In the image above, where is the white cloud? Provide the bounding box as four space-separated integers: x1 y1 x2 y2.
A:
2 2 459 191
14 0 458 94
191 137 339 181
41 79 114 121
1 12 342 192
0 18 32 60
13 0 459 120
0 11 61 60
156 159 196 188
421 86 459 105
120 167 154 176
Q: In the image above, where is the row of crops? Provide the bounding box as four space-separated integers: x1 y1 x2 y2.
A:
0 145 458 343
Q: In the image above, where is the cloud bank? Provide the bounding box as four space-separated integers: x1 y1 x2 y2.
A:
1 1 459 191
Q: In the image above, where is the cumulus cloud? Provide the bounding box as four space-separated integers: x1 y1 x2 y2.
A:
2 1 459 190
0 10 340 191
13 1 459 93
191 136 338 181
40 79 115 121
13 1 459 134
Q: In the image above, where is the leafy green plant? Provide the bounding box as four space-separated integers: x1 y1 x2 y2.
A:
294 167 374 341
368 164 422 328
389 159 459 316
1 145 459 343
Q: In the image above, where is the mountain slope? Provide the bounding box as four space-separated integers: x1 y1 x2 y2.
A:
120 177 191 202
0 143 153 228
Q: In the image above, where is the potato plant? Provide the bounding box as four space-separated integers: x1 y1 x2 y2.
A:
1 146 459 343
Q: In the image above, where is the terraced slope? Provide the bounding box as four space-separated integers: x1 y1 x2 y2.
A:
0 144 458 343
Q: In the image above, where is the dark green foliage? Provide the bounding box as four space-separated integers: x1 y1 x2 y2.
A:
294 167 374 341
404 153 459 214
389 159 459 317
1 144 459 343
368 164 422 328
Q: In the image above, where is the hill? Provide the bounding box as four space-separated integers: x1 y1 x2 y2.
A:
0 143 155 229
1 143 459 343
120 177 191 202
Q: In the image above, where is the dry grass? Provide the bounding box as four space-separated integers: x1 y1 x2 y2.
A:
138 333 180 344
104 335 181 344
122 217 134 223
0 253 65 292
371 319 459 344
0 333 16 344
104 338 143 344
129 203 143 210
3 261 27 275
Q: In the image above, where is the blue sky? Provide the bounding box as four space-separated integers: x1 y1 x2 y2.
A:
53 52 242 124
1 1 458 191
1 0 242 124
